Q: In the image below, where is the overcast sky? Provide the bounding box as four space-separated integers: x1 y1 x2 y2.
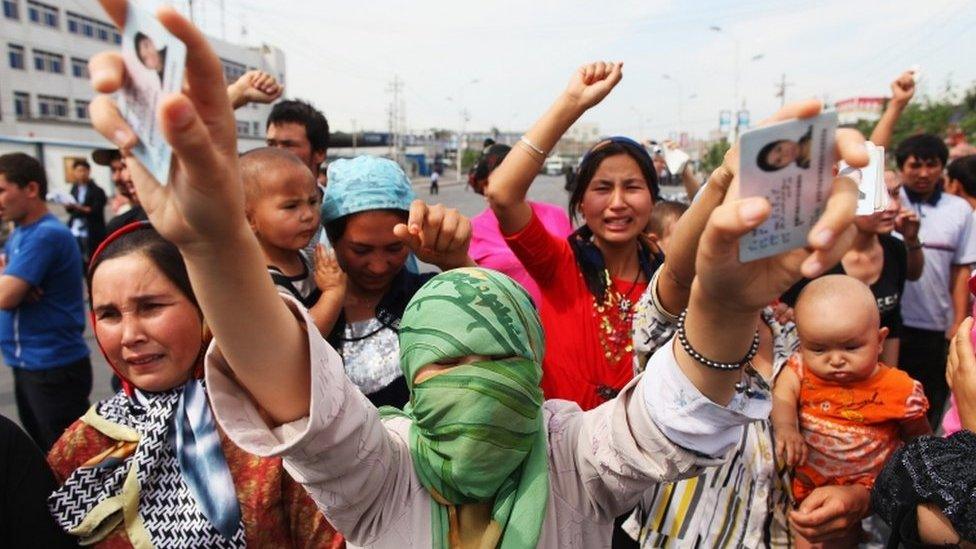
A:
177 0 976 140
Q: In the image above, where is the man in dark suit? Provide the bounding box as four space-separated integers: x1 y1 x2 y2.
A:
65 159 107 262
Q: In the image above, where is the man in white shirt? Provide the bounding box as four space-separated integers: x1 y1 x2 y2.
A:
897 134 976 427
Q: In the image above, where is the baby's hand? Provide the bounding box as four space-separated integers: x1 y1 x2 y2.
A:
314 244 347 296
775 426 808 468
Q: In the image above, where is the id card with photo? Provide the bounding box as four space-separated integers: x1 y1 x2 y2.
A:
738 111 838 262
116 0 186 185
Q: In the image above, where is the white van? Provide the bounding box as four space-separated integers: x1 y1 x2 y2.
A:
543 157 565 175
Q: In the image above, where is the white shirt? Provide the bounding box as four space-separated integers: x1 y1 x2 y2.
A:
899 189 976 331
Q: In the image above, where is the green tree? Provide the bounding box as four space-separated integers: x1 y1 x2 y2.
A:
852 82 976 151
700 138 730 175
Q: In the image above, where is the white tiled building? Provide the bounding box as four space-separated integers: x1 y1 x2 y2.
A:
0 0 285 194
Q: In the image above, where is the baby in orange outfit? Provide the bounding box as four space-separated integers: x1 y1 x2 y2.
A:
772 275 930 546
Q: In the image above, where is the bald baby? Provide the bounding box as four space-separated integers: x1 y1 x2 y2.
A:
240 147 316 207
795 274 888 382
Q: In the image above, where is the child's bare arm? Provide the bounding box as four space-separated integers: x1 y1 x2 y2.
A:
772 367 807 467
308 245 346 336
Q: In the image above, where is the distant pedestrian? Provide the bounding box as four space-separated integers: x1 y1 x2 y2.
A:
0 153 91 451
65 159 107 263
429 169 439 195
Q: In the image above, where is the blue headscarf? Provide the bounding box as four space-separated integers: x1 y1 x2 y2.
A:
322 156 416 223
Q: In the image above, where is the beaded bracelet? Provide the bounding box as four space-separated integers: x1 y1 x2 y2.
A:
676 310 759 371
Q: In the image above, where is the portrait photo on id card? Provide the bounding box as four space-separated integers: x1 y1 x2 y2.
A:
117 0 186 184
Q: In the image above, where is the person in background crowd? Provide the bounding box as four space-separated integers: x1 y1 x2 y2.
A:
47 223 342 548
241 148 345 336
320 155 474 408
0 414 76 548
871 71 976 425
649 140 701 199
0 153 91 451
780 169 922 365
83 8 869 540
896 134 976 427
645 199 687 255
95 149 146 235
946 153 976 210
66 159 107 262
468 144 573 305
946 124 976 162
429 168 439 195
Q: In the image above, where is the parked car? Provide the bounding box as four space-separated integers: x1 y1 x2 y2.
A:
543 157 565 175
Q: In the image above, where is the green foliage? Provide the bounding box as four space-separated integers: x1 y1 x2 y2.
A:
461 148 481 172
700 138 731 175
855 82 976 148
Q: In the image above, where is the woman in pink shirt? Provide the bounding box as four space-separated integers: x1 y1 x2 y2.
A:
468 144 573 304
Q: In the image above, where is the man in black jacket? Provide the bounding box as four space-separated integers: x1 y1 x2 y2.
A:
65 159 107 261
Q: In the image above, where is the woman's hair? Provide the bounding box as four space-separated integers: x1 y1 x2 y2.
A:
87 226 198 310
323 208 409 243
757 139 789 172
568 141 659 224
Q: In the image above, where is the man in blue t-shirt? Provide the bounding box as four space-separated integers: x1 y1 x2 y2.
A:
0 153 91 451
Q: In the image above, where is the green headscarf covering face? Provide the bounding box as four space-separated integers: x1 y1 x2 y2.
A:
387 268 549 549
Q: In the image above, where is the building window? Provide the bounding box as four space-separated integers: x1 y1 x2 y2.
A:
252 121 261 136
32 49 63 73
66 11 118 44
3 0 19 20
75 99 89 120
236 120 250 136
8 44 24 70
221 59 247 85
26 0 56 28
71 57 88 78
37 95 68 118
14 92 29 119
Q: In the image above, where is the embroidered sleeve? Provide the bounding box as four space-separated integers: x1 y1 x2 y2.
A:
632 269 680 376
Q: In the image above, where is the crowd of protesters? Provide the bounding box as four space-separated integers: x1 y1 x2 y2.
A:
0 2 974 548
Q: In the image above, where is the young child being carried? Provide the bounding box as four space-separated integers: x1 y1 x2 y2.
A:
241 147 346 336
772 274 931 546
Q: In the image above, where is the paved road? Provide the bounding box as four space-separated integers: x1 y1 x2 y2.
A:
0 173 680 428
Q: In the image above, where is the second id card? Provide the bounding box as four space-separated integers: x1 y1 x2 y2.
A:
738 111 838 262
115 0 186 185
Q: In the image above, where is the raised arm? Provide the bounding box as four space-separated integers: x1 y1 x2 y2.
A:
227 69 283 110
485 62 622 235
869 71 915 149
89 1 309 423
683 99 866 405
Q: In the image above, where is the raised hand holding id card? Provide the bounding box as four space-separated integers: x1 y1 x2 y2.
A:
115 0 186 185
738 111 838 262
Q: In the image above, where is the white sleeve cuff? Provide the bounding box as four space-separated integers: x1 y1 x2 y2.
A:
640 338 772 458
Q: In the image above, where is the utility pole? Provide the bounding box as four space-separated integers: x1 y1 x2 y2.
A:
775 74 794 107
387 76 404 165
351 119 358 156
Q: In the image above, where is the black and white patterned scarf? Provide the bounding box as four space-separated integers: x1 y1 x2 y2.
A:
48 382 245 548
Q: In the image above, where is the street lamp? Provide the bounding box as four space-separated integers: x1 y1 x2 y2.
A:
709 25 764 138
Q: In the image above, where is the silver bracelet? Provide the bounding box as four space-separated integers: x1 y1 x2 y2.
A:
676 310 759 371
519 135 547 158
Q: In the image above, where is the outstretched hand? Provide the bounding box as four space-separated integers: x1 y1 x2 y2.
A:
693 100 868 314
88 0 243 252
393 200 474 272
562 61 623 112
